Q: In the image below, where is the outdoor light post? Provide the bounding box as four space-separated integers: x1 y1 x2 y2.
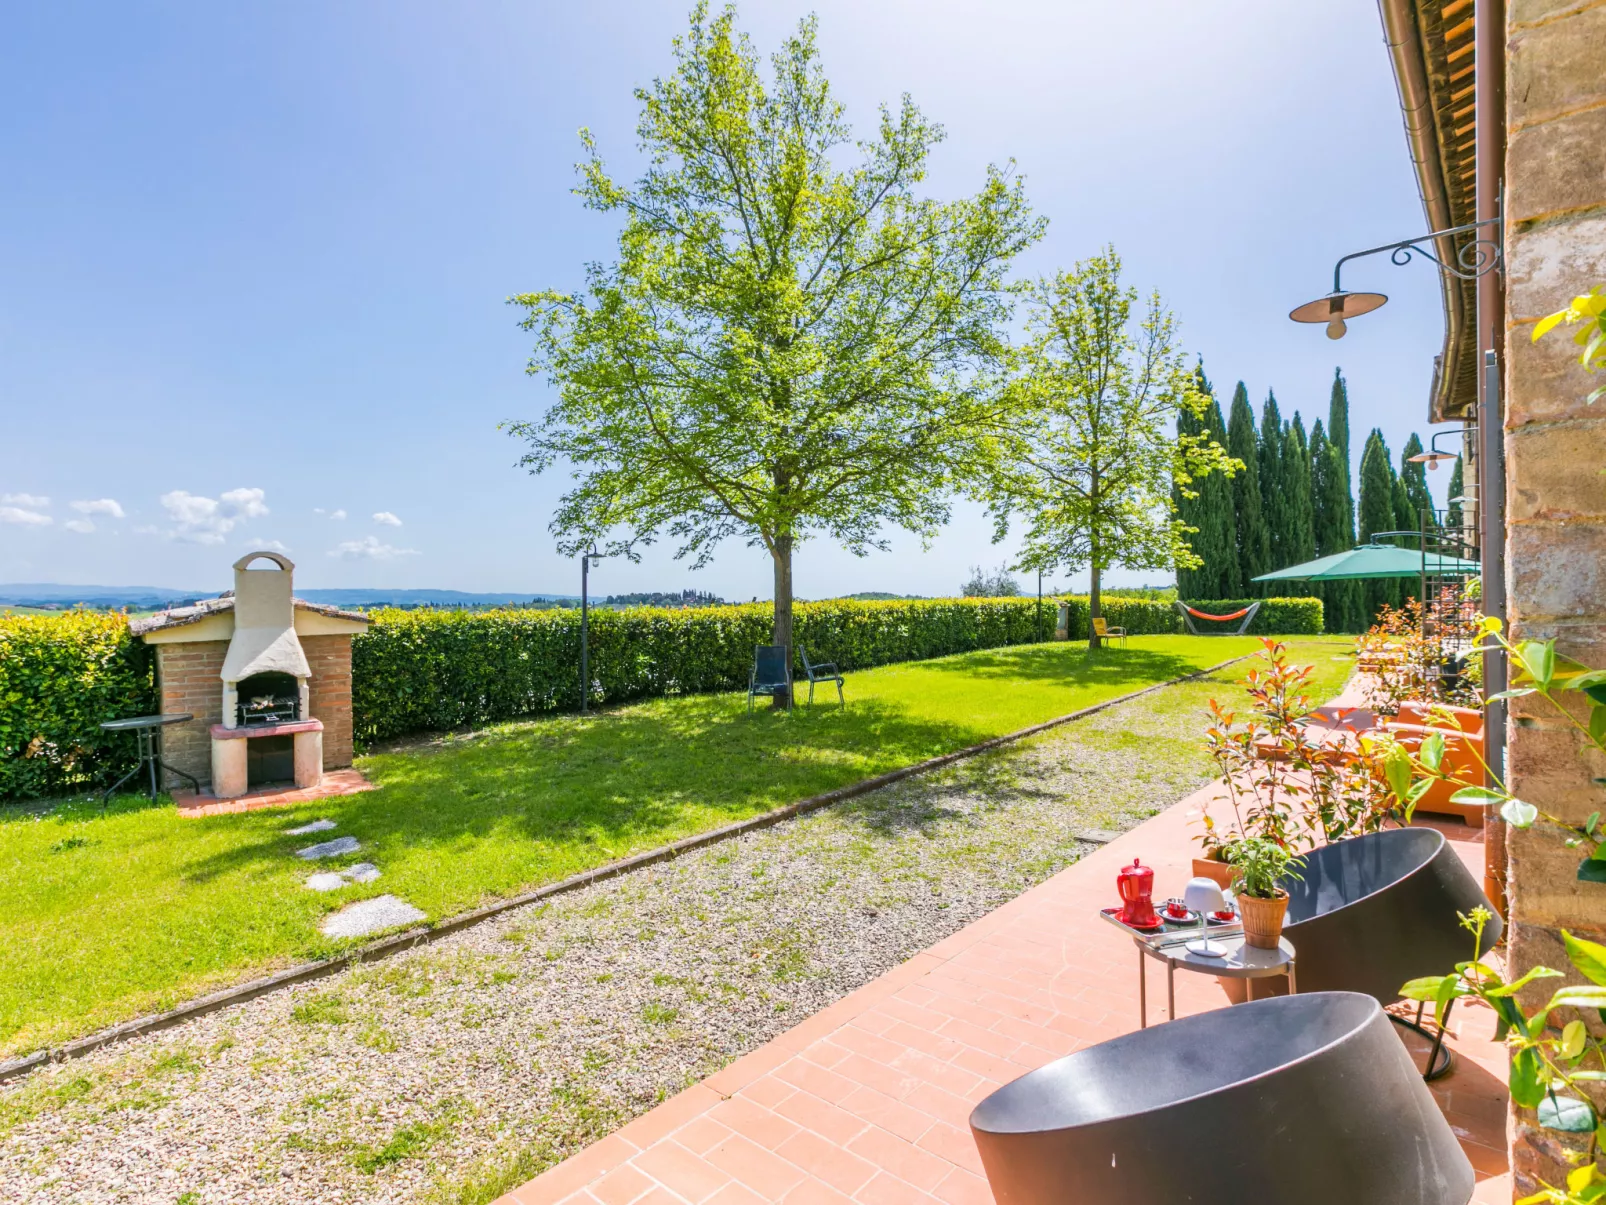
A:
579 545 604 714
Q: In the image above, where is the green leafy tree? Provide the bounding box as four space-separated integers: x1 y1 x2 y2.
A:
985 250 1235 646
1258 390 1289 576
1446 455 1465 532
1226 383 1269 594
1358 429 1401 620
508 5 1043 657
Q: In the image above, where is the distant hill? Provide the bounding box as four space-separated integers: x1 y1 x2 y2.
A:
836 591 931 601
0 584 578 610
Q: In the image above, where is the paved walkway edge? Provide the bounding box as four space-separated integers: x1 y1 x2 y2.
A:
0 649 1254 1083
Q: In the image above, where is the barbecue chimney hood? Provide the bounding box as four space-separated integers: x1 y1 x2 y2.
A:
220 552 311 684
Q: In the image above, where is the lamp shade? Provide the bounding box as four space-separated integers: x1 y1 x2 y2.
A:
969 992 1473 1205
1290 289 1388 337
1183 876 1225 915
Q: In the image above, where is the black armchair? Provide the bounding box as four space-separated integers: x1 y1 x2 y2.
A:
748 644 791 712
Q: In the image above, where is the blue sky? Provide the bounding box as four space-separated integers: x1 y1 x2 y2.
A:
0 1 1452 599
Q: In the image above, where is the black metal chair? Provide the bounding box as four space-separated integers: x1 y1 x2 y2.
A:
747 644 791 712
1280 826 1500 1078
798 646 845 706
969 992 1473 1205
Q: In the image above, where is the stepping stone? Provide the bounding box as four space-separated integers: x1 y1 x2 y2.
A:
320 895 425 939
344 862 381 884
286 819 337 836
296 836 360 860
305 872 347 892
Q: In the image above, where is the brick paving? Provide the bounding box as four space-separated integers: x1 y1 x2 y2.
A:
172 766 374 815
495 772 1511 1205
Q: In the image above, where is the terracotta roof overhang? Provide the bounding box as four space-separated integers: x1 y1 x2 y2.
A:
128 596 370 637
1377 0 1480 422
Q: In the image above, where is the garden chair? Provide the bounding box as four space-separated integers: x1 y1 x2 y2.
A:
798 646 845 706
748 644 792 712
1091 616 1126 646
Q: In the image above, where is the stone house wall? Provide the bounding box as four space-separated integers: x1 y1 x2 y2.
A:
1502 0 1606 1192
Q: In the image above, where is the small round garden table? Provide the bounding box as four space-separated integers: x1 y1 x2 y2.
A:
1139 934 1296 1028
99 713 199 808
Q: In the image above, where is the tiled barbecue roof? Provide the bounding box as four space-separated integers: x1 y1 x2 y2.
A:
129 594 368 635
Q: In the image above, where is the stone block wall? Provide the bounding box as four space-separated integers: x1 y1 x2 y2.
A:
1503 0 1606 1192
302 634 355 770
153 640 228 790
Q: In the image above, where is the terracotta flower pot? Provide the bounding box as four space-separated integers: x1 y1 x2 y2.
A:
1237 889 1290 950
1191 857 1234 891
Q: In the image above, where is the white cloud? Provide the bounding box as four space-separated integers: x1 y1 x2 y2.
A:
1 493 50 508
0 506 52 527
246 537 290 553
314 508 348 521
71 498 125 519
329 536 419 561
372 511 402 527
158 487 270 544
64 519 96 534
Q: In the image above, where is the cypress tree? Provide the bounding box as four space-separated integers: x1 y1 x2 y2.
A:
1311 419 1363 632
1284 414 1316 571
1173 370 1206 600
1399 433 1434 527
1358 429 1399 621
1259 390 1288 574
1196 390 1241 596
1446 455 1465 533
1327 368 1357 555
1227 382 1270 594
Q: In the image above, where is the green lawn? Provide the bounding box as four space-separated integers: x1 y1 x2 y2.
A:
0 634 1349 1054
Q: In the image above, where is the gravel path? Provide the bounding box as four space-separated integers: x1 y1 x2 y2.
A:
0 667 1243 1205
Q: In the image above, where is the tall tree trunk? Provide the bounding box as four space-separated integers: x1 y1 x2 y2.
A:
1089 564 1104 650
771 532 794 708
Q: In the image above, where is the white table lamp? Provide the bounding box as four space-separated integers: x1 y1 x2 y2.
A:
1184 876 1227 957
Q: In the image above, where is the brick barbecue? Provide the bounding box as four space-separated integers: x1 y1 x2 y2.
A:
130 552 368 798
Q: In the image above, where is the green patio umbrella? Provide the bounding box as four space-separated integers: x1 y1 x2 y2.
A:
1252 544 1480 582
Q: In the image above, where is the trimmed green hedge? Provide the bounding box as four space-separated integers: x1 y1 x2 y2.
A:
0 613 156 801
351 597 1050 742
0 593 1326 796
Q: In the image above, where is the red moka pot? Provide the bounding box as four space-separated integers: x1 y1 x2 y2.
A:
1116 858 1158 927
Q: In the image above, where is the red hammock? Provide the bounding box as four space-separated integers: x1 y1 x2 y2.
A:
1184 605 1251 622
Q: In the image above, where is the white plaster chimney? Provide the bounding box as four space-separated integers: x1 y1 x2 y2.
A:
220 552 311 726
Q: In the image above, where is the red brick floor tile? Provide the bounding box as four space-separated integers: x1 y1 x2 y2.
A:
830 1051 920 1102
708 1095 802 1152
839 1085 936 1144
913 1122 986 1178
705 1181 770 1205
775 1058 860 1106
736 1075 796 1111
774 1129 879 1197
852 1172 939 1204
773 1087 871 1147
634 1141 733 1204
674 1115 735 1157
846 1125 953 1192
930 1168 994 1205
781 1178 858 1205
705 1133 809 1198
591 1164 656 1205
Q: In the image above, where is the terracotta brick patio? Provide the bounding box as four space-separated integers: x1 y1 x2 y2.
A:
497 775 1511 1205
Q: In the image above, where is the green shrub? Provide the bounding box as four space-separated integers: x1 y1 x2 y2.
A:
0 612 155 801
351 597 1051 743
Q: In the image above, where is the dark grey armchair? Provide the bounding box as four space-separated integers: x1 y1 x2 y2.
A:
747 644 791 712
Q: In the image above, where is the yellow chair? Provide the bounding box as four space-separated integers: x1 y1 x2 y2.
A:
1092 617 1126 646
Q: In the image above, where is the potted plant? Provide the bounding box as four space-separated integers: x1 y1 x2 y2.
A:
1192 837 1238 890
1227 838 1303 949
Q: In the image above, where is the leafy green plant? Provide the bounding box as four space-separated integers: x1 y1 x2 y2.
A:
1403 911 1606 1203
1533 285 1606 406
1226 836 1303 899
1200 638 1396 854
